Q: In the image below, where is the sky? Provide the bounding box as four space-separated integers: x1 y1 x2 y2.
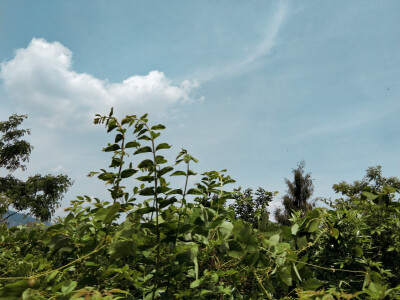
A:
1 1 399 217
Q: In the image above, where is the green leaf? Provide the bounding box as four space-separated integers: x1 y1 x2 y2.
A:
156 143 171 151
121 168 137 178
301 278 325 290
115 134 123 143
138 159 154 169
278 266 292 287
107 119 118 132
190 245 199 279
0 280 29 298
362 191 380 200
104 144 120 152
136 175 155 182
139 187 155 196
138 135 151 141
155 155 168 164
331 228 339 239
242 251 259 266
150 131 160 139
166 188 182 195
171 170 186 176
61 280 77 296
354 245 363 257
190 279 202 289
158 166 173 176
134 146 152 155
228 240 244 258
291 223 299 235
297 235 308 250
307 219 319 232
151 124 166 130
187 188 203 195
134 123 144 133
158 197 177 209
125 141 140 148
94 203 120 224
292 263 302 281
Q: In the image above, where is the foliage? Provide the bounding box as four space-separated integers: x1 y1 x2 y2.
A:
0 114 72 222
232 187 275 228
0 110 399 299
333 165 400 198
275 161 314 226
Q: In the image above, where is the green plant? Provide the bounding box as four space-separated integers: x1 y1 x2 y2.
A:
1 109 399 299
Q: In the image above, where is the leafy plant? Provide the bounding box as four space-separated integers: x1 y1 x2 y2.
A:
1 109 399 299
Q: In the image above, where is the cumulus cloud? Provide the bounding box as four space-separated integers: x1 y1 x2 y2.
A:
0 38 200 128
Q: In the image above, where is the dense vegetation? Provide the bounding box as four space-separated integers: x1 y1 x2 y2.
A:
0 110 399 299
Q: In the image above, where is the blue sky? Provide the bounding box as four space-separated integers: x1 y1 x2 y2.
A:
1 1 399 216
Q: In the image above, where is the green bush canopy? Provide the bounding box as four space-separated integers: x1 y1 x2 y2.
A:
0 109 399 299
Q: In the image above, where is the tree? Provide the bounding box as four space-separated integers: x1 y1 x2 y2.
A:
232 187 275 228
333 165 400 198
0 114 72 222
274 160 314 225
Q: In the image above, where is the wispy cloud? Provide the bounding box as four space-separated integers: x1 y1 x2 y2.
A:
0 38 202 129
199 1 288 81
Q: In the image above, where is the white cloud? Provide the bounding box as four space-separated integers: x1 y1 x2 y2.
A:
50 165 70 173
0 38 201 128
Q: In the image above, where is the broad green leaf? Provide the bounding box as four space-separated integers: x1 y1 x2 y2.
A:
94 203 120 224
297 235 308 250
158 166 173 176
190 279 202 289
150 131 160 139
138 134 151 141
307 219 319 232
362 191 379 200
278 266 292 287
139 187 155 196
107 119 118 132
125 141 140 148
121 168 137 178
242 251 259 266
331 228 339 239
115 134 123 143
0 280 29 298
134 146 152 155
133 123 144 133
155 155 168 164
228 240 244 258
187 188 203 195
138 159 154 168
104 144 120 152
354 245 363 257
156 143 171 151
61 280 77 296
300 278 325 290
291 223 299 235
